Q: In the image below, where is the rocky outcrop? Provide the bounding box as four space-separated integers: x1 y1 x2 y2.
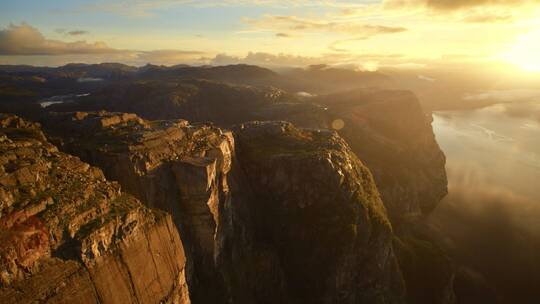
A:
48 82 446 223
39 111 407 303
0 114 189 304
233 121 406 303
42 111 234 303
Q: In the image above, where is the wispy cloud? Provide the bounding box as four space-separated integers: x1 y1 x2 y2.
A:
136 49 205 64
384 0 536 11
275 32 292 38
82 0 375 17
67 30 89 36
209 51 409 69
245 15 407 38
462 13 514 23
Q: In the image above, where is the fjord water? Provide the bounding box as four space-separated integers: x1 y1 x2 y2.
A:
431 102 540 301
433 102 540 200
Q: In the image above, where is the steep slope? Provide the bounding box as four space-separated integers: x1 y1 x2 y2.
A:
315 89 448 221
42 111 233 303
233 121 406 303
313 89 453 304
0 114 189 304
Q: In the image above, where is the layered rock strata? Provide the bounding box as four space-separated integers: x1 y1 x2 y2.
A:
40 111 408 303
0 114 189 304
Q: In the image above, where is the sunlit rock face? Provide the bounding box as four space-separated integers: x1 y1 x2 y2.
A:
233 121 406 303
39 112 407 304
56 81 447 224
41 111 233 303
0 114 190 304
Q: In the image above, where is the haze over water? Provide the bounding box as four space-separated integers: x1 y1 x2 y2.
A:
431 102 540 302
433 102 540 201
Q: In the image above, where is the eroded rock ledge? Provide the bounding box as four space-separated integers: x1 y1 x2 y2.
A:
0 114 189 304
42 111 233 303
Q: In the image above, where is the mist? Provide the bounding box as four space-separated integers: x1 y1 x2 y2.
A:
430 103 540 303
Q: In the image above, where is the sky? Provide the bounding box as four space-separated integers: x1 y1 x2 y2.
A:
1 0 540 70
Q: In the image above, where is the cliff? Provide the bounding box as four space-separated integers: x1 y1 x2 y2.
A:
46 82 446 222
0 114 189 304
312 89 453 304
39 111 407 303
40 82 452 303
0 61 466 303
233 121 406 303
42 111 233 303
314 89 448 222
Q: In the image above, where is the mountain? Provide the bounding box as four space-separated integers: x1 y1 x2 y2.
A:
0 63 460 303
33 111 406 303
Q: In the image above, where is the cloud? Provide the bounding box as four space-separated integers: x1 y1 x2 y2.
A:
463 89 540 103
382 0 539 24
499 101 540 123
426 0 533 11
136 49 205 65
67 30 89 36
247 15 407 37
385 0 535 11
329 37 368 52
82 0 372 17
208 51 409 69
462 12 514 23
210 52 327 67
0 23 118 55
418 74 436 82
428 162 540 301
275 32 292 38
0 23 206 66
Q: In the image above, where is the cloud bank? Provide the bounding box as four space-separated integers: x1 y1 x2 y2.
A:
0 23 205 66
0 23 118 55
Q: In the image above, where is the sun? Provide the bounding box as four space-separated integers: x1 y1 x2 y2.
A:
502 29 540 72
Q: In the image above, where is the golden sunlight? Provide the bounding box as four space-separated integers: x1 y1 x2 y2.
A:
502 29 540 72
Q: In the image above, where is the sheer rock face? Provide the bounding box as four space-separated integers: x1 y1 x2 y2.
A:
53 82 446 223
0 114 189 304
233 121 405 303
314 90 453 304
42 111 234 303
315 89 448 223
40 112 406 304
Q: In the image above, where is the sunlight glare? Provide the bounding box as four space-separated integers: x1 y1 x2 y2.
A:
502 29 540 72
